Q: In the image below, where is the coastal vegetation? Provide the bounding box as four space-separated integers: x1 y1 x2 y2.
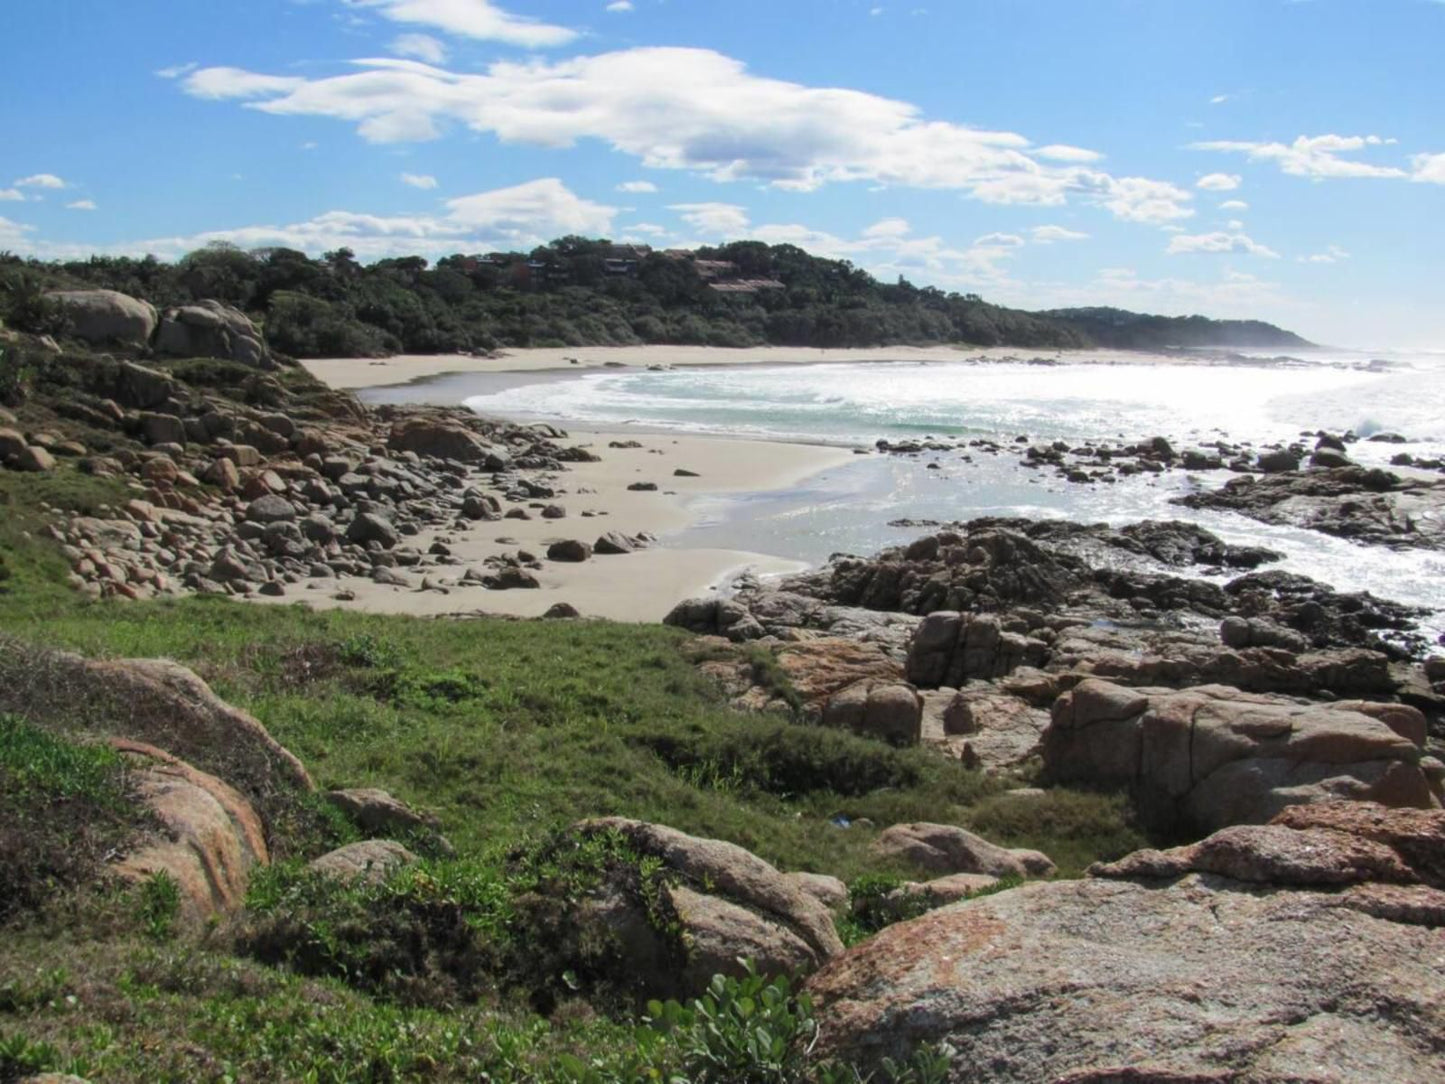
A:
0 238 1309 358
0 345 1143 1081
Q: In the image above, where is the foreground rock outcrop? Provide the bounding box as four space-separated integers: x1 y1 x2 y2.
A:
45 289 158 348
549 818 844 998
807 803 1445 1082
1044 678 1440 833
0 641 313 802
110 739 269 920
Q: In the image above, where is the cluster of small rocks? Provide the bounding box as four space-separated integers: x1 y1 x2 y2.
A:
878 424 1445 486
8 357 654 602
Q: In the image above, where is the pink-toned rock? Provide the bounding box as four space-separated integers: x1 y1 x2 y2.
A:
110 740 267 920
873 822 1055 879
1044 678 1438 832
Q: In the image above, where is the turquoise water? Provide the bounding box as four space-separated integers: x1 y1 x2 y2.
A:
362 350 1445 639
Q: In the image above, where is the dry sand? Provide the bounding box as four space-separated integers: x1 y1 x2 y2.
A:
302 343 1180 392
254 430 855 623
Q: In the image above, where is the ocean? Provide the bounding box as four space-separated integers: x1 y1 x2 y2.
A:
361 348 1445 639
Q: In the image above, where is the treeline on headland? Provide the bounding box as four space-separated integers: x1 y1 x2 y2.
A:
0 237 1310 358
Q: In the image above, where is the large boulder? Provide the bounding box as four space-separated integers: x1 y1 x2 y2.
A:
872 823 1055 879
1091 801 1445 889
905 612 1050 688
558 818 844 999
0 642 313 802
45 289 157 348
807 809 1445 1081
388 417 510 468
940 686 1050 770
109 739 268 921
346 512 399 549
821 681 922 745
155 300 268 366
1043 678 1439 833
114 361 177 410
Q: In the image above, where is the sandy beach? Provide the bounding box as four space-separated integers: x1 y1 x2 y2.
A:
302 343 1187 392
255 429 855 622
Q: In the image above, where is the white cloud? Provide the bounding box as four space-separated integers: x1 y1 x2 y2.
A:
863 217 911 239
66 200 98 211
1095 176 1194 225
0 216 35 245
14 173 67 189
1192 134 1407 179
0 189 24 202
445 178 617 234
184 68 306 99
390 33 448 63
1219 199 1248 210
1299 245 1349 265
616 180 658 193
352 0 578 48
669 202 751 235
974 232 1025 248
1167 230 1279 258
1209 94 1229 105
179 47 1186 224
1034 144 1102 163
5 178 615 262
622 222 667 236
1196 172 1240 191
606 1 634 11
1031 224 1088 243
401 171 439 189
155 61 198 79
1412 152 1445 184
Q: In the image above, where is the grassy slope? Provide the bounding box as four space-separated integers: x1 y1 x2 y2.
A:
0 445 1144 1081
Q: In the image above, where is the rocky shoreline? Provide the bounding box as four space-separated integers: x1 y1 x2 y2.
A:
666 514 1445 836
6 293 1445 1081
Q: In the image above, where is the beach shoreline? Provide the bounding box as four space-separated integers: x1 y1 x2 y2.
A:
254 428 856 623
301 342 1277 393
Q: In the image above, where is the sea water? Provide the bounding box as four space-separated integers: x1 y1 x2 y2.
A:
363 349 1445 638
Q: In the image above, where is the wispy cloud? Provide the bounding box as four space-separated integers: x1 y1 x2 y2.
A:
390 33 447 63
1192 134 1406 179
401 172 439 189
65 199 98 211
14 173 67 189
1299 245 1349 264
616 180 658 193
352 0 577 48
1031 225 1089 243
155 61 198 79
1167 230 1279 258
1196 172 1240 191
668 202 751 235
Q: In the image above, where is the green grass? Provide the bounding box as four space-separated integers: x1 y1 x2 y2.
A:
0 445 1147 1080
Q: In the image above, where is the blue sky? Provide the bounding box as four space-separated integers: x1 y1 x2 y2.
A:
2 0 1442 347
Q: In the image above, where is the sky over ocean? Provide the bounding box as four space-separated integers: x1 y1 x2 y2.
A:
2 0 1443 348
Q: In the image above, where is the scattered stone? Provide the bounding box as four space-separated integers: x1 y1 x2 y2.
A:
308 840 418 885
547 539 592 562
872 822 1056 879
346 512 399 549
